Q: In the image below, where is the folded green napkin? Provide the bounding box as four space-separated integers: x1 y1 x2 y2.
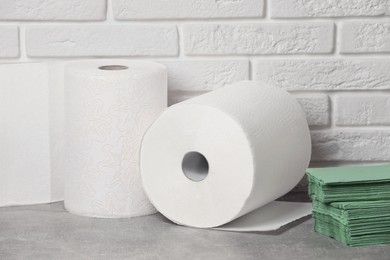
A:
307 164 390 203
307 164 390 246
312 200 390 246
313 199 390 223
314 217 390 247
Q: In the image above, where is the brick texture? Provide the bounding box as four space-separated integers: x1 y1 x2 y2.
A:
183 23 334 55
312 130 390 161
341 22 390 53
271 0 387 18
112 0 263 19
161 60 249 92
26 25 178 57
335 95 390 125
254 59 390 90
0 25 19 58
0 0 106 21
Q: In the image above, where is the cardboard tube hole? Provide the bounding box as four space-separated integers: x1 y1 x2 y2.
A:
98 65 128 70
182 151 209 182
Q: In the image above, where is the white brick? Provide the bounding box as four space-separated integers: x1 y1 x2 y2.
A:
294 95 330 126
341 22 390 53
183 23 334 55
335 95 390 125
0 25 19 58
112 0 263 20
254 59 390 91
26 25 178 57
161 60 249 92
0 0 106 21
271 0 387 18
311 130 390 161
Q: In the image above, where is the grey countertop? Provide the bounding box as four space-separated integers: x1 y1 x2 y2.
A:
0 200 389 260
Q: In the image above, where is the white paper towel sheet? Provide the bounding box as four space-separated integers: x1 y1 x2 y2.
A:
0 62 64 206
64 60 167 218
215 201 312 232
141 81 312 231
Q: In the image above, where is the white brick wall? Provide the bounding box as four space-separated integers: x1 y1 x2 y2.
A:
253 59 390 90
26 25 178 57
311 131 390 161
183 23 334 55
162 60 249 92
271 0 388 18
0 0 107 21
1 0 389 164
341 22 390 53
335 95 390 125
0 25 19 58
112 0 263 19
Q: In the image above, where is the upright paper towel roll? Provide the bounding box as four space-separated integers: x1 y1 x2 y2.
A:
64 60 167 218
0 62 65 207
141 81 312 230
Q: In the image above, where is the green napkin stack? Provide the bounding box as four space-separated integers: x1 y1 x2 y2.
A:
306 164 390 246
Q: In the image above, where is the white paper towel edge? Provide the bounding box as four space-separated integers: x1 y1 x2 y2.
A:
214 201 312 232
1 63 53 207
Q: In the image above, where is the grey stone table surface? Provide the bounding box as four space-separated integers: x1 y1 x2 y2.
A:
0 201 389 260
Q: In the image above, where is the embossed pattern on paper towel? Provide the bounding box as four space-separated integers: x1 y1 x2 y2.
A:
65 70 165 217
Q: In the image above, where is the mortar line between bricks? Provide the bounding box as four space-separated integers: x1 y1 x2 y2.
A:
170 89 390 96
333 22 339 56
2 17 390 26
18 24 26 61
328 92 336 129
267 16 390 21
0 59 23 62
177 24 184 58
168 54 390 59
289 89 390 94
105 0 114 22
6 55 390 62
1 16 390 24
248 59 252 80
263 0 269 20
310 161 390 167
309 124 332 130
312 126 390 131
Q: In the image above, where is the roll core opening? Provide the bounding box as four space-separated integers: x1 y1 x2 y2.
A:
182 151 209 182
98 65 128 70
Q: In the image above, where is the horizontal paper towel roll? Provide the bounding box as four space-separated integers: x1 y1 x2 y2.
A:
64 60 167 218
141 81 312 229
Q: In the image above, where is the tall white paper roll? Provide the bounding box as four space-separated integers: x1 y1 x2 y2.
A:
64 60 167 218
0 62 65 207
141 81 312 230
